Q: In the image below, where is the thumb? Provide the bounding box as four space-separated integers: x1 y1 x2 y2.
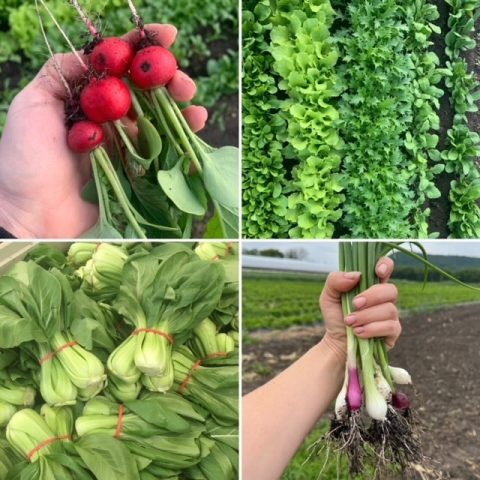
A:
320 271 361 314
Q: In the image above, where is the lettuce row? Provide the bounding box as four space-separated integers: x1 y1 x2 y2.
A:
443 0 480 237
336 0 419 238
403 1 445 238
242 0 289 238
269 0 344 238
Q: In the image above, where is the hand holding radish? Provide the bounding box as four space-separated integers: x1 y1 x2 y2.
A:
0 23 208 238
320 257 402 358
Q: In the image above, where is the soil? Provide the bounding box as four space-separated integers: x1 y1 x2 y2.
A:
243 303 480 479
428 0 455 237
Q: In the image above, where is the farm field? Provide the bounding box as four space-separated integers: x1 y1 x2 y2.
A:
243 278 480 479
243 271 480 331
242 0 480 239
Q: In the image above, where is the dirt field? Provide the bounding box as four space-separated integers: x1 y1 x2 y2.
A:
243 303 480 479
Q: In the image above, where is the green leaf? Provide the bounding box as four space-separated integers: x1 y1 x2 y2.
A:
75 435 140 480
81 179 98 204
0 304 38 348
124 399 190 432
137 116 162 160
157 159 206 216
201 146 239 209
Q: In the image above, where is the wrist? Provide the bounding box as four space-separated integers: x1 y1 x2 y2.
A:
320 333 347 364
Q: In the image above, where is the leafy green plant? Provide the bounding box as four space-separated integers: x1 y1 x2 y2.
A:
443 0 480 238
336 0 443 238
270 0 344 239
242 0 289 238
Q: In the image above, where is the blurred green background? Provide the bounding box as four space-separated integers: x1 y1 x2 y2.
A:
0 0 238 143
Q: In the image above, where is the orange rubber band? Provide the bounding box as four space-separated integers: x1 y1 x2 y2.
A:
27 435 71 461
132 328 174 344
177 352 229 393
39 341 77 365
115 404 125 439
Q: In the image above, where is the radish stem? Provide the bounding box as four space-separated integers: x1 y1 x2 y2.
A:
39 0 88 72
93 147 146 239
154 89 203 173
35 0 71 96
68 0 99 38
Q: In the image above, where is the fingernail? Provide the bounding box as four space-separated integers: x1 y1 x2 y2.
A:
353 296 366 309
345 315 356 325
377 263 388 275
344 271 361 279
354 327 365 335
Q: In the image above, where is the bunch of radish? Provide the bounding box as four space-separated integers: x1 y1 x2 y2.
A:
67 38 177 152
36 0 239 240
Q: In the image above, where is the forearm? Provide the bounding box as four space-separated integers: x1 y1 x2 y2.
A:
242 336 345 480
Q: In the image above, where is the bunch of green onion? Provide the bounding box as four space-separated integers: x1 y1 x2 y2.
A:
325 241 480 474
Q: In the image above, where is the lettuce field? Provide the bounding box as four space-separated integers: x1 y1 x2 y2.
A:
243 271 480 331
242 0 480 239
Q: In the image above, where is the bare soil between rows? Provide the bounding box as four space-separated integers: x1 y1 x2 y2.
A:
243 304 480 479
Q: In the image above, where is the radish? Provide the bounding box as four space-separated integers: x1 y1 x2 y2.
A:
80 77 132 123
90 37 134 77
67 121 104 153
130 46 177 89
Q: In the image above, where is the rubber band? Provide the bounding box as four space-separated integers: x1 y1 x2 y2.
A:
178 352 229 393
115 404 125 439
132 328 174 344
27 435 71 461
39 341 77 365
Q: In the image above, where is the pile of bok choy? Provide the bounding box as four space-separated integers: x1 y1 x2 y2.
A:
0 241 238 480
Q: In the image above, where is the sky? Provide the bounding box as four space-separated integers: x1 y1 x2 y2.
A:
243 240 480 271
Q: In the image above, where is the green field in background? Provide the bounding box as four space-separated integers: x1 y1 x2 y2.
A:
243 271 480 331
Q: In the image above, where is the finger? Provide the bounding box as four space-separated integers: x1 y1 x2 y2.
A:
35 52 89 98
168 71 197 103
345 302 398 328
352 283 398 311
122 24 177 49
319 271 361 307
352 319 402 348
120 116 139 139
182 105 208 132
375 256 394 284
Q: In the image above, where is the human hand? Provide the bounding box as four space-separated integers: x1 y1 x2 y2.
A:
319 256 401 359
0 24 207 238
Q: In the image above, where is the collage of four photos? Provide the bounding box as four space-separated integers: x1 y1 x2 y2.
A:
0 0 478 479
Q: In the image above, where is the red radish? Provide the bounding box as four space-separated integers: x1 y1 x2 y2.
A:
80 77 132 123
90 37 134 77
130 46 177 89
67 121 104 153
